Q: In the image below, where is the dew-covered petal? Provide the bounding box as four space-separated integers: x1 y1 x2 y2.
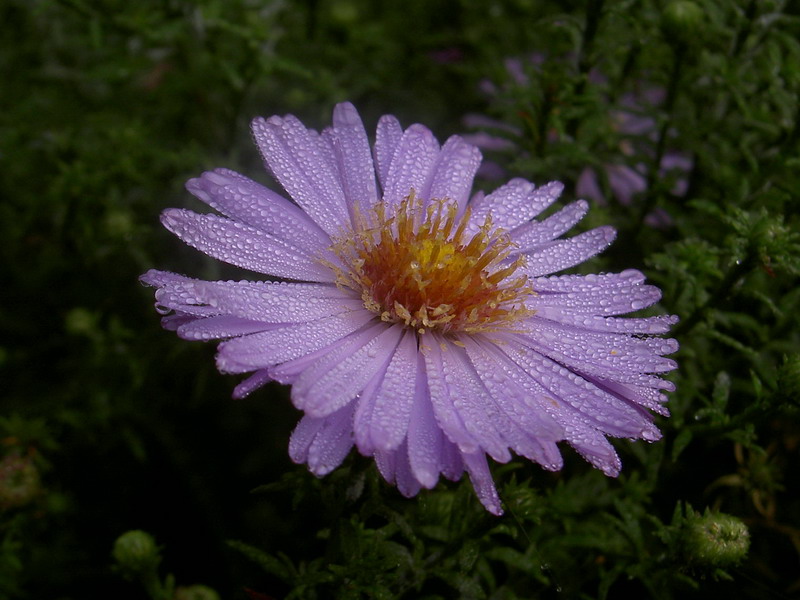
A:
288 413 325 465
369 329 420 452
510 200 589 251
374 114 404 192
394 440 423 498
440 438 465 481
588 376 672 416
520 226 617 277
422 338 480 454
176 316 273 340
435 340 512 463
251 114 349 236
532 308 678 335
374 446 397 485
564 419 623 476
216 309 376 374
406 372 444 489
467 180 564 236
292 324 404 418
529 270 664 316
185 168 331 254
141 271 359 323
322 102 379 218
462 336 565 470
520 318 679 376
232 369 273 399
160 209 334 282
289 402 356 476
383 124 440 209
501 341 660 440
307 402 356 476
426 135 482 213
462 451 503 515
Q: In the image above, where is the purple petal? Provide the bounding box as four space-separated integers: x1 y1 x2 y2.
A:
215 309 375 374
406 370 444 488
142 272 360 324
382 124 440 209
530 270 664 316
176 316 273 340
520 226 617 277
291 324 403 418
160 209 335 282
373 114 404 192
426 135 482 214
462 336 565 470
232 369 273 399
532 309 678 334
394 440 423 498
433 338 512 463
251 114 350 236
185 169 330 254
462 451 503 515
467 180 564 236
368 329 420 452
289 402 356 476
510 200 589 251
322 102 379 218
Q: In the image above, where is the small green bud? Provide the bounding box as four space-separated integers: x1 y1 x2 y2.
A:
174 585 221 600
112 530 161 579
0 454 41 509
661 1 705 45
683 511 750 567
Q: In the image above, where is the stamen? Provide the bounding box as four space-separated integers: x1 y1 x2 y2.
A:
328 192 535 334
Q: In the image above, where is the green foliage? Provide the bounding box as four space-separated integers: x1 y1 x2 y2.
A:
2 0 799 598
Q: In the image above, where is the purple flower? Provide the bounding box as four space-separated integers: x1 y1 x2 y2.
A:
141 102 678 515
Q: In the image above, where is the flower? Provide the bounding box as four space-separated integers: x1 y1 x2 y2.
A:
141 102 678 515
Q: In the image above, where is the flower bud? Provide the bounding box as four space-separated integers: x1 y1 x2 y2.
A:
112 530 161 579
0 454 41 509
683 511 750 567
661 1 704 46
174 585 221 600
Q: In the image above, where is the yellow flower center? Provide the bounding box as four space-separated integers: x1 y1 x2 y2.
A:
328 192 534 335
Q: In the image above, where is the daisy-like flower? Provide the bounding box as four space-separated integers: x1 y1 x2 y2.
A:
141 102 678 515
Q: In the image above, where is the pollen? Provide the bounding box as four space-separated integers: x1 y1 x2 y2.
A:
328 192 535 335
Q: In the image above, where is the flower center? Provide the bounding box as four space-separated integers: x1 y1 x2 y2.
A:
328 192 534 335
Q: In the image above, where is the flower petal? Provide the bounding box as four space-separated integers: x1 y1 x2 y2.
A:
185 168 330 254
368 329 420 452
530 270 664 316
462 451 503 515
251 114 349 236
292 324 404 418
323 102 379 218
373 114 404 192
160 209 334 282
141 271 359 323
510 200 589 251
467 180 564 236
427 135 482 213
383 124 440 209
520 226 617 277
406 369 444 488
216 309 375 374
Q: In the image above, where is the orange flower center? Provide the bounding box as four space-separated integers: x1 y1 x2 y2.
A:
328 192 534 335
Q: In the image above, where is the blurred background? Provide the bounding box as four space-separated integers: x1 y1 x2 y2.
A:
1 0 799 598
